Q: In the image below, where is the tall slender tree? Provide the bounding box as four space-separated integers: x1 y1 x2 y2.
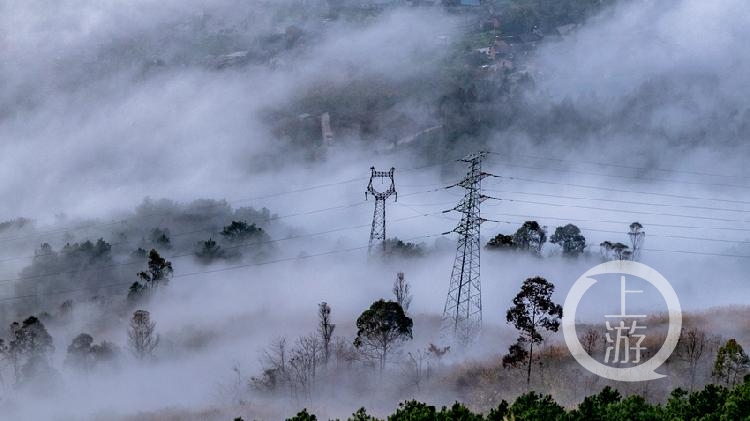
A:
318 302 335 366
392 272 412 312
505 277 563 388
628 222 646 261
128 310 159 360
128 249 173 300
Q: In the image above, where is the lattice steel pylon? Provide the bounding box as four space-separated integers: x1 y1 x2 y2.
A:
365 167 397 253
442 152 493 346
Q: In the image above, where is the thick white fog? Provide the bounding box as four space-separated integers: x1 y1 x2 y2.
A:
0 0 748 420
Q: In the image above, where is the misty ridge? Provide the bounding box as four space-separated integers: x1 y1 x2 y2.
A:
0 0 749 420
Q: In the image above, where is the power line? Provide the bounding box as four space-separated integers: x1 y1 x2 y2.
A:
0 186 442 266
0 176 369 244
486 189 750 214
0 231 445 303
491 159 750 190
498 152 750 181
493 174 750 206
0 201 369 265
481 210 750 233
482 214 750 245
482 192 750 224
0 210 444 286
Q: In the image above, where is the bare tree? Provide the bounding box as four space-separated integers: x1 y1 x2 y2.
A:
675 328 712 391
289 335 320 399
392 272 412 312
405 349 431 392
580 328 602 357
252 337 291 396
128 310 159 359
318 302 335 367
332 336 359 369
218 364 250 407
0 339 9 387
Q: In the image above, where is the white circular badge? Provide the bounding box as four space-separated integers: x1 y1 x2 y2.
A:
562 260 681 382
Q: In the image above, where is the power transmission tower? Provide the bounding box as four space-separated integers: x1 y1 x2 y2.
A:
442 152 494 346
366 167 397 253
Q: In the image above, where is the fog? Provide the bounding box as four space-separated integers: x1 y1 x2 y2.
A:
0 0 749 419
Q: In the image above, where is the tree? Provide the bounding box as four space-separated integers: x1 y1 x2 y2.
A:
392 272 412 312
128 249 173 300
664 384 728 419
550 224 586 257
139 249 173 287
221 220 265 243
289 335 320 399
389 400 436 420
628 222 646 261
505 277 563 388
333 336 359 369
513 221 547 255
486 233 515 250
65 333 94 370
150 228 172 249
508 392 566 420
600 241 631 261
128 310 159 360
721 375 750 420
383 238 425 258
131 247 147 259
713 338 749 386
348 407 380 421
195 238 225 263
426 343 450 363
318 302 335 366
486 400 510 421
570 386 622 420
405 349 431 392
65 333 117 371
676 328 713 391
8 316 54 384
354 300 413 372
286 408 316 421
438 402 483 421
603 395 662 420
251 337 290 394
580 328 602 357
